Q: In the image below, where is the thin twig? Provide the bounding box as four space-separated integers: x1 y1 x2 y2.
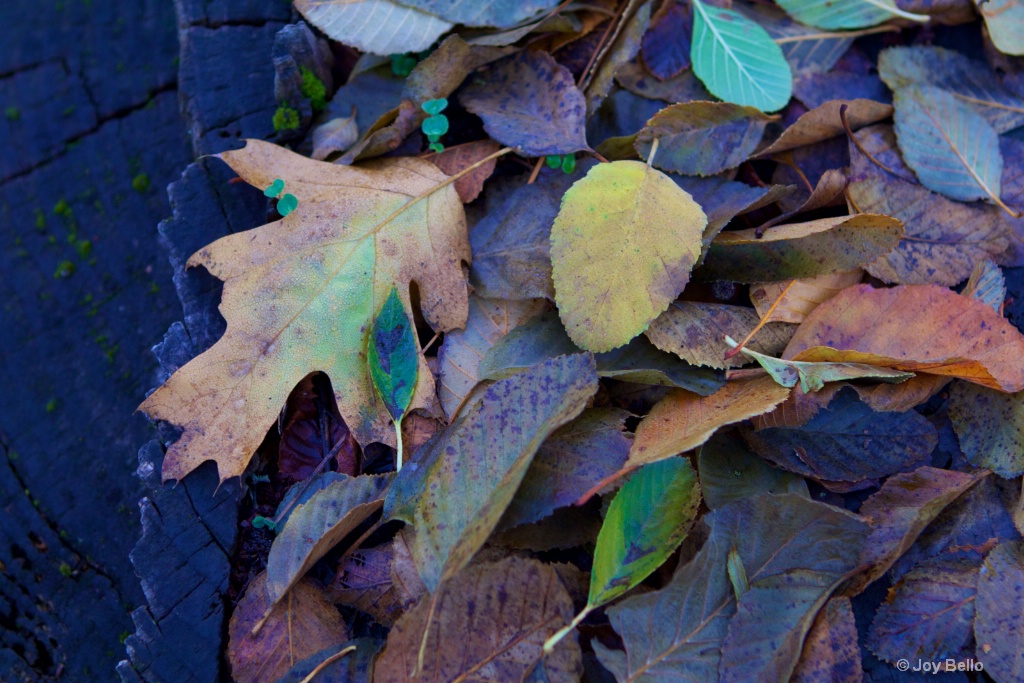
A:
839 104 913 182
297 645 357 683
724 281 796 360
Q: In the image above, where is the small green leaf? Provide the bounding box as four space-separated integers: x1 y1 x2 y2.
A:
560 154 575 174
368 287 418 424
727 549 748 601
546 154 562 169
276 193 299 216
251 515 277 531
589 457 701 608
428 141 444 153
421 113 449 137
690 0 792 113
421 97 448 115
263 178 285 198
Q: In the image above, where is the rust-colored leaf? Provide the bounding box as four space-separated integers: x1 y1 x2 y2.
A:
228 572 348 683
786 284 1024 392
279 373 360 481
428 140 502 203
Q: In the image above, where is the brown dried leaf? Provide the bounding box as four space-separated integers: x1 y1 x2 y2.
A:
757 99 893 157
279 373 360 480
428 140 502 203
627 376 791 469
790 597 862 683
374 556 581 682
750 269 864 325
228 572 348 683
646 301 795 369
786 284 1024 392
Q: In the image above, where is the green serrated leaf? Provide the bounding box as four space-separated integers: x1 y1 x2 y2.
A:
368 286 418 424
589 457 701 608
690 0 792 113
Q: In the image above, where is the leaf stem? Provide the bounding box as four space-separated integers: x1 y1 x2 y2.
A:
543 606 591 654
297 645 356 683
394 417 404 472
723 281 795 359
647 138 660 168
839 104 914 183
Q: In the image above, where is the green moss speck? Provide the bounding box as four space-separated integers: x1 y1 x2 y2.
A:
299 66 327 113
54 260 75 278
53 198 72 218
4 106 19 121
273 104 300 132
46 398 57 413
7 450 18 461
132 173 150 193
34 208 46 230
59 563 73 578
75 239 92 257
120 631 130 644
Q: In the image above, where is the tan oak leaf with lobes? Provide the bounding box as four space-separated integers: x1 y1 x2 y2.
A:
140 139 469 483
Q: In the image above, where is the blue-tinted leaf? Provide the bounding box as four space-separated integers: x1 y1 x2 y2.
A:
368 286 418 423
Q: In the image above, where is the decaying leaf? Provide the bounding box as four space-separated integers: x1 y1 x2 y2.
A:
698 214 904 283
634 101 771 176
790 597 861 683
698 431 809 510
460 50 589 157
849 125 1011 286
757 98 893 157
589 457 701 608
595 494 869 682
785 284 1024 392
436 296 545 420
750 270 864 325
743 388 936 487
374 556 581 682
228 572 348 683
947 381 1024 477
500 408 632 531
278 373 360 481
628 376 791 470
867 555 979 663
386 354 597 591
550 160 706 352
140 140 469 483
646 301 795 369
845 466 987 595
893 85 1007 209
266 474 392 604
428 140 501 203
974 542 1024 681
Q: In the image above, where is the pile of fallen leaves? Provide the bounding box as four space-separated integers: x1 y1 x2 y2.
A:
142 0 1024 681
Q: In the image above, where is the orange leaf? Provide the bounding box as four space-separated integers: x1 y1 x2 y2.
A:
785 284 1024 392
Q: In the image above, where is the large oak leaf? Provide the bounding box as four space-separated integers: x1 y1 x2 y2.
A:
140 140 469 483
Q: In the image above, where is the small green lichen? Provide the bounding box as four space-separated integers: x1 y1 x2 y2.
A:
34 208 46 230
299 66 327 113
46 398 58 413
59 562 73 578
53 198 72 218
273 104 300 132
75 239 92 257
132 173 150 193
391 53 418 77
54 260 75 279
4 106 19 121
119 631 130 645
